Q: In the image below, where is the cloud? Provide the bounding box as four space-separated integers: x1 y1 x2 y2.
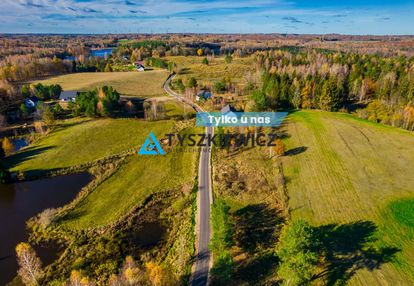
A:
21 0 45 8
66 7 78 12
82 8 98 13
0 0 412 34
282 16 302 23
129 10 147 14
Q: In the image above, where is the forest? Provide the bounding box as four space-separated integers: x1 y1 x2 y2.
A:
252 50 414 130
1 34 414 129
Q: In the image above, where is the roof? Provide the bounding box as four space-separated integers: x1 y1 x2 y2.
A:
59 91 78 100
197 90 212 99
27 96 39 103
221 104 237 114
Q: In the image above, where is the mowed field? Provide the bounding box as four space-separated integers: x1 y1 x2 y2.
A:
166 55 255 87
5 118 173 173
282 110 414 285
34 70 168 97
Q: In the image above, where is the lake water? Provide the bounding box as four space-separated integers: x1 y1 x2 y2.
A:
11 138 28 152
90 48 113 58
0 172 92 285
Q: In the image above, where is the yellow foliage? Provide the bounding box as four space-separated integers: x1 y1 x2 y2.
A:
274 139 285 156
145 261 163 286
34 121 44 134
2 137 14 156
15 242 30 254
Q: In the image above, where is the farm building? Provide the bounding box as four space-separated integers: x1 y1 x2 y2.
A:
59 91 78 102
196 90 212 101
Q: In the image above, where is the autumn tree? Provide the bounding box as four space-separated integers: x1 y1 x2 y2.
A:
42 106 56 130
2 137 15 156
69 270 91 286
145 261 175 286
16 242 43 286
403 105 414 130
122 256 147 285
273 139 285 157
197 48 203 56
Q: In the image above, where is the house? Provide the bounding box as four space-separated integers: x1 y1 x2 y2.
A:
24 96 39 108
220 104 239 122
59 91 78 102
134 61 145 72
196 90 212 101
221 104 237 114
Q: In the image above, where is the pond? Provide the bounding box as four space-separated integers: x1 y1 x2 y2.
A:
90 48 113 58
11 138 28 152
0 172 92 285
132 221 166 248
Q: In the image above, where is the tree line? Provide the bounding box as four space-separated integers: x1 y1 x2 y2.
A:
251 50 414 130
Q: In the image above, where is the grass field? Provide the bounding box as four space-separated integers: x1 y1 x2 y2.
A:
34 70 168 97
5 118 173 173
281 110 414 285
212 146 286 285
166 55 255 87
59 127 200 230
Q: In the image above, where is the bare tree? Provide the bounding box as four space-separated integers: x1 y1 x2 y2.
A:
15 243 43 286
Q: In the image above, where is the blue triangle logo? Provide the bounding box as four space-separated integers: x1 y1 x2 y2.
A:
138 132 165 155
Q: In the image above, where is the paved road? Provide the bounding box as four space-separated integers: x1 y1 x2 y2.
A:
164 75 213 286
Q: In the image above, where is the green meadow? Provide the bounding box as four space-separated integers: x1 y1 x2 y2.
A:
5 118 173 173
282 110 414 285
59 127 199 229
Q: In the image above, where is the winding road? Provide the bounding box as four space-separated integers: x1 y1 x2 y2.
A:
164 74 213 286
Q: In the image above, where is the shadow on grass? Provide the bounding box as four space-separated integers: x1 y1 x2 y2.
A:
177 67 191 75
234 252 279 285
3 146 55 170
285 146 307 156
313 221 400 286
231 204 283 285
233 204 283 253
56 208 86 225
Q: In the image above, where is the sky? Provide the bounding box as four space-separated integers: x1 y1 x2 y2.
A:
0 0 413 34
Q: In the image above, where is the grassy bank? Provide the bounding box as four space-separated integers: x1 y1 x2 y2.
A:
58 126 200 230
4 118 173 175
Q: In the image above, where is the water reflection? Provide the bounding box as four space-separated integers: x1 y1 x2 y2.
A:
0 172 92 285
